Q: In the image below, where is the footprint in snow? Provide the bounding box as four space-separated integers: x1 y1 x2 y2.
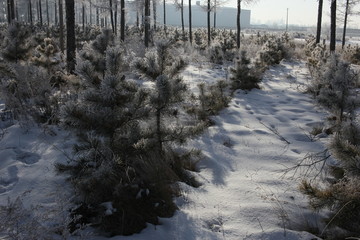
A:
14 149 41 165
0 165 18 194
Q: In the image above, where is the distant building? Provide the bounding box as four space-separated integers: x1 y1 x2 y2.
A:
127 3 251 29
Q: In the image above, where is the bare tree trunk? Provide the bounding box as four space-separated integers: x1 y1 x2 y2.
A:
181 0 184 36
7 0 15 24
153 0 157 30
330 0 336 52
29 0 33 25
46 0 49 25
163 0 166 33
114 0 118 34
109 0 115 33
207 0 210 46
342 0 349 49
316 0 323 44
82 2 85 31
145 0 150 47
39 0 43 26
65 0 76 73
213 0 216 28
189 0 192 44
120 0 125 41
89 0 92 25
59 0 64 52
55 0 58 25
236 0 241 49
96 7 99 26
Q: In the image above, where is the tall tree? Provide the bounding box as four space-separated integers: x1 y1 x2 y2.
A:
59 0 64 52
46 0 49 25
109 0 115 33
55 0 58 25
163 0 166 32
330 0 336 52
39 0 43 26
7 0 15 24
316 0 323 44
175 0 185 36
120 0 125 41
236 0 241 49
65 0 76 73
145 0 150 47
342 0 349 49
207 0 211 46
29 0 33 25
153 0 157 30
189 0 192 44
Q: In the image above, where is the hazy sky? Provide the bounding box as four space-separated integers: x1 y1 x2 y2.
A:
222 0 359 28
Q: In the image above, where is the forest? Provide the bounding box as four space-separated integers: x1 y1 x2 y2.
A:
1 0 360 239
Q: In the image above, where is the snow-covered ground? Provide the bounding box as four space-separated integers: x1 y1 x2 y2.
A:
0 60 327 239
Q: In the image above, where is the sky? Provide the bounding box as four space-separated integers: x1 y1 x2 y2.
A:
222 0 360 28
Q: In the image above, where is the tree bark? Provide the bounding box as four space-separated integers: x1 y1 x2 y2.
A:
46 0 49 25
65 0 76 73
120 0 125 41
145 0 150 47
189 0 192 44
330 0 336 52
82 3 85 31
237 0 241 49
163 0 166 33
342 0 349 49
109 0 115 33
316 0 323 44
29 0 33 25
39 0 43 26
114 0 118 34
153 0 157 30
59 0 64 52
207 0 211 46
181 0 184 36
55 0 58 25
214 0 216 28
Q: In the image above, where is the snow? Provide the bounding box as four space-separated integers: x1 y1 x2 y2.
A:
0 60 325 239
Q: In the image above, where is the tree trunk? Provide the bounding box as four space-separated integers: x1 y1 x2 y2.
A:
96 7 99 26
7 0 15 24
237 0 241 49
114 0 118 34
89 0 92 25
145 0 150 47
46 0 49 25
120 0 125 41
109 0 115 33
181 0 184 36
55 0 58 25
65 0 76 73
153 0 157 30
39 0 43 26
29 0 33 25
82 3 85 31
213 0 216 28
316 0 323 44
207 0 210 46
189 0 192 44
163 0 166 33
342 0 349 49
330 0 336 52
59 0 64 52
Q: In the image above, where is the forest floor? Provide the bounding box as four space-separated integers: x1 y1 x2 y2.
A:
0 60 329 239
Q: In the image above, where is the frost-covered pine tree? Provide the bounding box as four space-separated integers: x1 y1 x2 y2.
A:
79 29 115 74
316 55 359 122
134 39 187 80
31 38 62 73
230 51 261 90
2 23 32 62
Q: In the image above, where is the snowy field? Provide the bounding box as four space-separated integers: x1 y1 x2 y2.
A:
0 60 328 239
